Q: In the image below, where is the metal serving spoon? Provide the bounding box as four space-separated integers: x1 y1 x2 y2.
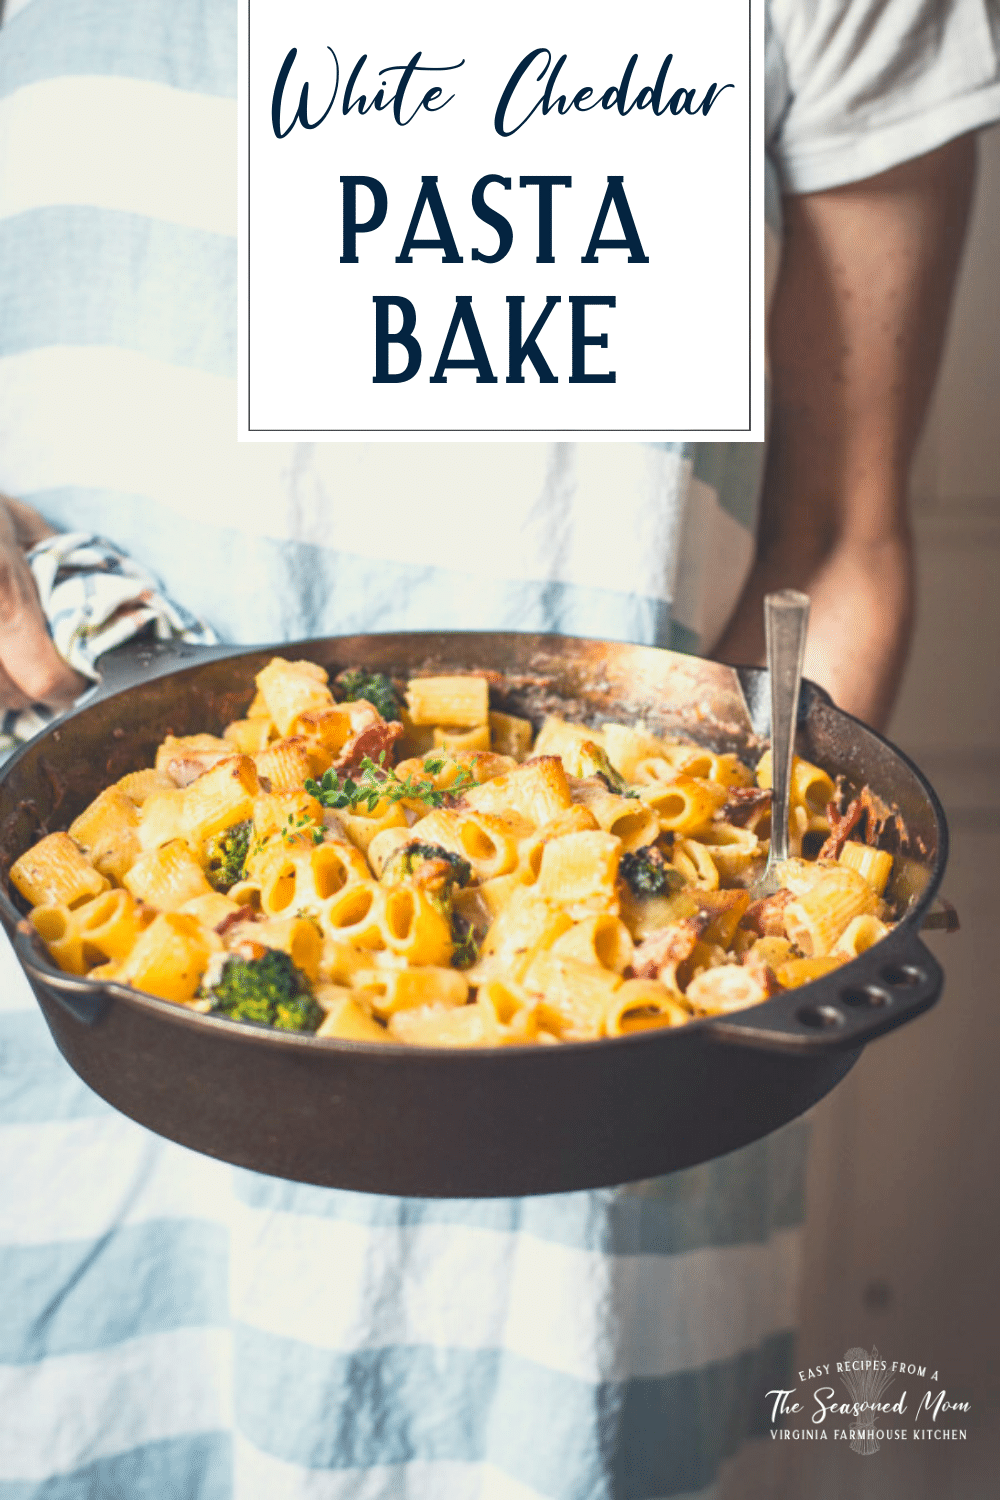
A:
750 588 811 900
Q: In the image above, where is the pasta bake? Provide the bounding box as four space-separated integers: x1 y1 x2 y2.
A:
10 658 899 1047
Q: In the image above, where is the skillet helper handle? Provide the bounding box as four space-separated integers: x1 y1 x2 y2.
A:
78 637 249 707
13 921 111 1026
706 928 943 1052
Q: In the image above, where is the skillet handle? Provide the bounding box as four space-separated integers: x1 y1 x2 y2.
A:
77 636 249 707
13 921 110 1026
706 928 943 1053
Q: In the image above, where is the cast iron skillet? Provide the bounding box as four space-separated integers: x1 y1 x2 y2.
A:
0 633 947 1197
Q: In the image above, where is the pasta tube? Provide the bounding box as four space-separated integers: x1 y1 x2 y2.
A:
315 989 390 1043
339 801 409 855
476 978 539 1042
245 688 272 719
248 840 370 917
69 787 140 884
405 675 489 728
685 965 771 1015
320 881 387 950
838 841 893 896
640 777 728 833
550 914 633 974
744 936 794 970
671 838 720 891
366 826 416 879
124 841 213 912
537 830 621 912
29 904 87 975
473 887 572 982
255 658 334 735
407 808 522 881
117 769 174 805
532 716 603 761
488 711 534 761
11 832 108 910
388 1001 501 1047
223 718 274 755
631 756 681 786
604 979 690 1035
775 955 848 988
756 751 836 818
697 889 751 949
378 887 454 965
154 733 231 778
432 723 492 753
568 786 659 851
362 965 468 1018
73 888 150 962
522 952 622 1040
696 825 760 883
137 789 188 851
601 724 668 782
181 755 259 846
465 756 573 827
247 916 323 981
254 736 330 792
515 807 600 883
784 869 878 957
289 706 354 753
832 914 890 957
117 912 219 1004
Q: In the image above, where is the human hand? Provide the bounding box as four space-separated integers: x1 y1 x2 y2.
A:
0 495 88 711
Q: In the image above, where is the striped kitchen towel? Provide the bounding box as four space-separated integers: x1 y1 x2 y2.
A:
0 531 215 755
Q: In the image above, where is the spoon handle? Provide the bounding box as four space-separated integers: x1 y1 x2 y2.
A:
765 589 811 864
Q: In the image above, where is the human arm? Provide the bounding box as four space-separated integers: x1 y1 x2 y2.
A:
713 135 977 730
0 495 88 710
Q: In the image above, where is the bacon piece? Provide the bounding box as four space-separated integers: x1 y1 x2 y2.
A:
740 953 782 996
858 785 897 847
215 905 259 938
740 887 793 938
335 719 404 773
721 786 772 826
164 750 232 787
631 915 710 980
818 793 864 860
231 938 269 963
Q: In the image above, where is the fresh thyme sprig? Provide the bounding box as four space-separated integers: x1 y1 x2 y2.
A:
250 812 325 858
305 753 476 814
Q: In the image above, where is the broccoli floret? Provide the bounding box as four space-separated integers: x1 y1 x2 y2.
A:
383 841 472 891
384 843 476 959
619 847 686 898
451 912 480 969
336 669 402 723
573 741 636 797
204 819 252 893
206 949 322 1033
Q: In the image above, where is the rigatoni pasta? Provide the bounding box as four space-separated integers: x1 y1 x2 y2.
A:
11 659 902 1046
